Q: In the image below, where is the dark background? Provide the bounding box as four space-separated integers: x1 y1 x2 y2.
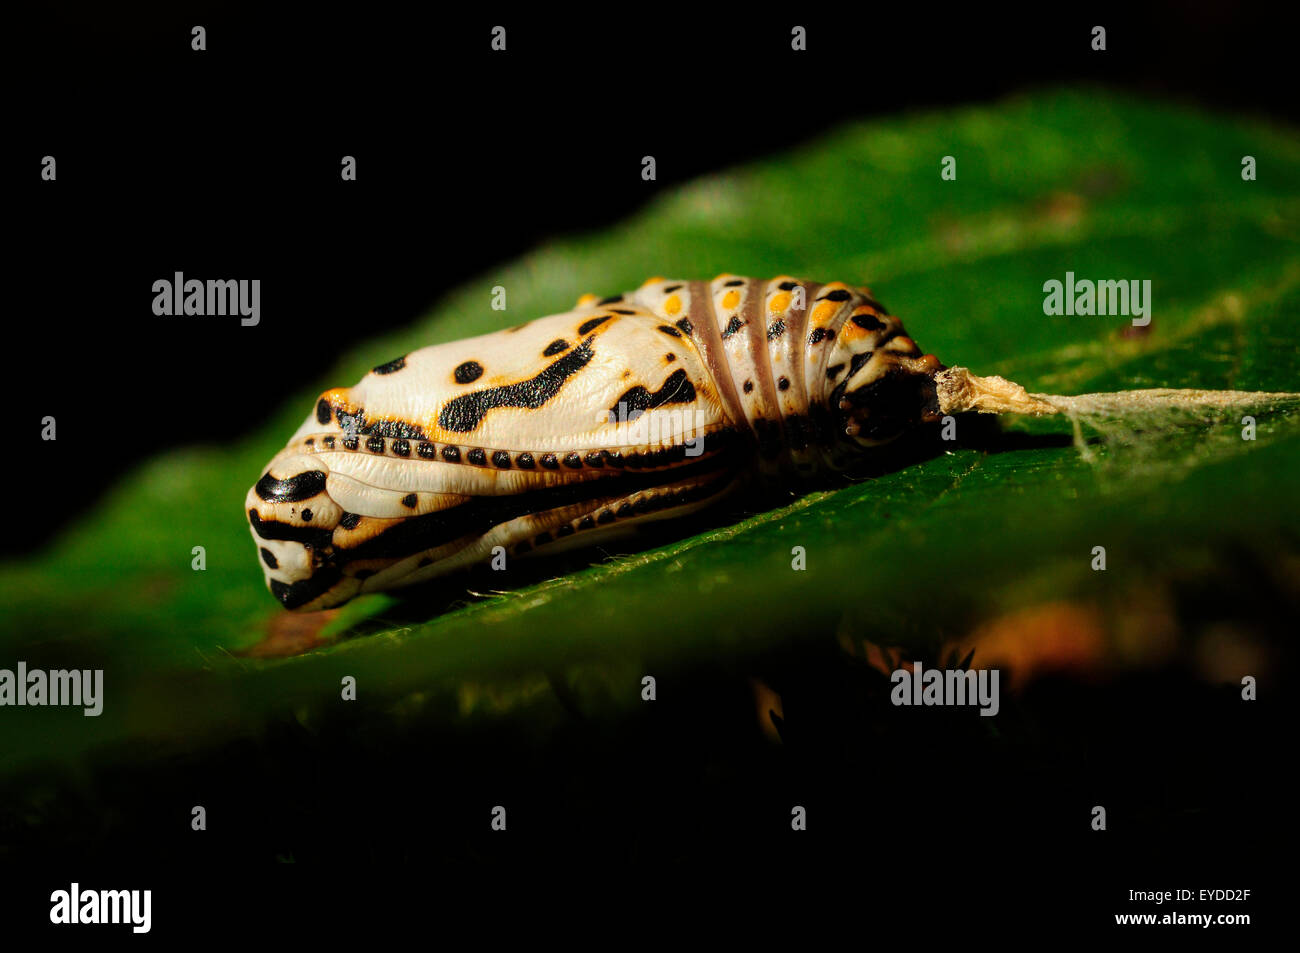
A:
9 2 1298 553
4 2 1292 936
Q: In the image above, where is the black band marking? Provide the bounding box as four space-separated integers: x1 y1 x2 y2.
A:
255 470 326 503
438 337 596 433
610 369 696 421
248 509 332 548
271 568 343 609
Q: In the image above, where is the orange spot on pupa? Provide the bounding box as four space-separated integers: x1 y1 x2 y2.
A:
721 289 740 310
641 275 665 288
769 291 792 313
664 294 682 315
576 293 598 307
811 301 837 324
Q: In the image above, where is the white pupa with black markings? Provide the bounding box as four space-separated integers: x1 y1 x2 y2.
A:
247 275 945 610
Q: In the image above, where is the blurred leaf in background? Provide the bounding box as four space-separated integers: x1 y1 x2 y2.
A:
2 87 1297 777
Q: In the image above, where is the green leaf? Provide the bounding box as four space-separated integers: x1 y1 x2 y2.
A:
3 88 1298 775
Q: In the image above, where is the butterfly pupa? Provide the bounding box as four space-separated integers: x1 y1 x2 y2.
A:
247 275 1298 610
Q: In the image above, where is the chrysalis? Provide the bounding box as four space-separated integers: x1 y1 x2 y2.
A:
247 275 1297 610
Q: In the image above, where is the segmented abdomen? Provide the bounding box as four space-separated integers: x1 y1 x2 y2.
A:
617 275 919 475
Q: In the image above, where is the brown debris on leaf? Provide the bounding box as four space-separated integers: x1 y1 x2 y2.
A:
240 609 340 658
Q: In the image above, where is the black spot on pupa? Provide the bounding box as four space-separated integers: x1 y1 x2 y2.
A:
585 451 605 468
658 324 682 338
557 524 575 537
617 503 634 518
597 295 622 305
852 313 886 332
316 399 332 424
417 442 436 459
260 547 279 569
743 380 754 394
392 438 411 457
372 355 407 375
535 531 552 545
778 376 791 391
665 353 676 362
827 363 846 380
467 448 487 466
454 360 484 384
323 436 336 449
304 438 315 448
340 512 362 530
612 309 636 315
767 319 786 341
808 327 831 344
721 315 744 339
819 289 852 302
301 508 313 522
366 436 385 454
723 279 744 287
441 446 460 463
578 316 610 335
417 557 433 568
597 510 616 524
563 452 583 469
342 436 359 451
401 493 418 508
578 515 596 530
515 541 532 555
778 280 798 291
492 450 512 469
540 453 559 470
662 284 682 293
544 339 569 356
675 317 694 335
516 452 535 469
